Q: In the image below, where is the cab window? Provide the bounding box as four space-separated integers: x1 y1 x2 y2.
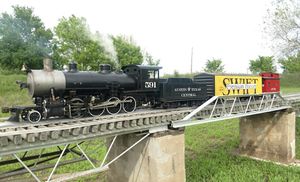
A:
149 70 157 79
143 70 158 79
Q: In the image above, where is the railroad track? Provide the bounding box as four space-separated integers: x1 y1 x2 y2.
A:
283 93 300 100
0 108 189 129
0 93 298 156
0 97 284 136
283 93 300 114
0 107 194 155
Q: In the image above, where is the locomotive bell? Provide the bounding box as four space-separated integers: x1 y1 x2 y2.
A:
99 64 111 73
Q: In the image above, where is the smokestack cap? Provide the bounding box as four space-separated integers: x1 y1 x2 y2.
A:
99 64 111 73
43 58 53 72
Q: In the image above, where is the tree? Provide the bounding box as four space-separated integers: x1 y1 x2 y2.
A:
278 53 300 73
249 56 277 74
53 15 112 70
143 52 160 66
0 6 53 70
203 59 224 73
173 70 180 77
111 35 143 69
264 0 300 56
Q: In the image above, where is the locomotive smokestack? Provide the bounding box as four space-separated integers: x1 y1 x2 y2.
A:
99 64 111 73
43 58 53 72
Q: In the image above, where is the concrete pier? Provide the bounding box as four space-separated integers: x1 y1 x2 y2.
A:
107 130 185 182
239 109 295 163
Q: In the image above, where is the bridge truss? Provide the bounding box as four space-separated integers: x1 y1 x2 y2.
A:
0 93 297 181
0 133 150 182
172 92 291 128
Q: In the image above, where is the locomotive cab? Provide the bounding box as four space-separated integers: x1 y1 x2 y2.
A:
122 65 162 91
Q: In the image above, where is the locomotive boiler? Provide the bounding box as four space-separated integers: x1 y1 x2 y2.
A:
27 61 136 98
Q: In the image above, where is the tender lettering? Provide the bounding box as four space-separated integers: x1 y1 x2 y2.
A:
174 87 201 92
222 77 259 95
181 93 197 97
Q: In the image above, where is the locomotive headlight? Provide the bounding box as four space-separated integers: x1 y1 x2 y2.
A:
27 73 35 97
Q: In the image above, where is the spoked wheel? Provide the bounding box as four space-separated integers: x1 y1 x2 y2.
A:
106 97 122 115
70 98 85 118
88 106 105 117
122 96 137 113
27 110 42 123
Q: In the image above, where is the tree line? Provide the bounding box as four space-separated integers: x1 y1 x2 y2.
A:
195 54 300 74
0 6 159 72
1 0 300 75
202 0 300 74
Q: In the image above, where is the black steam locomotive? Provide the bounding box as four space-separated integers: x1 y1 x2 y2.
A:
4 59 209 123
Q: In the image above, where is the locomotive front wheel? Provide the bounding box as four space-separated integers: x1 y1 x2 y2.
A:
27 110 42 123
106 97 122 115
122 96 137 113
88 107 105 117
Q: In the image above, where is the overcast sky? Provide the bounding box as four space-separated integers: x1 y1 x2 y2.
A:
0 0 273 74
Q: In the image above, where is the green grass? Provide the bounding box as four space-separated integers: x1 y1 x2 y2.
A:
281 87 300 94
0 74 32 117
185 118 300 181
280 73 300 88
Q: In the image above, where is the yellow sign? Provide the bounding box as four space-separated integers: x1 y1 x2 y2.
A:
215 75 262 96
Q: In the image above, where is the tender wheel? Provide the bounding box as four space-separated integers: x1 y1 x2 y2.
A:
27 110 41 123
106 97 122 115
70 98 84 118
88 107 105 117
122 96 137 113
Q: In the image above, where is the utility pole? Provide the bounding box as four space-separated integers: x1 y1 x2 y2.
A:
190 47 193 74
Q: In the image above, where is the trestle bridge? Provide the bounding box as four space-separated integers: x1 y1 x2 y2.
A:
0 93 299 182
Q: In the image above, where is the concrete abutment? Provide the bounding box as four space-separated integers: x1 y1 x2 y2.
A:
107 129 185 182
239 109 295 163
